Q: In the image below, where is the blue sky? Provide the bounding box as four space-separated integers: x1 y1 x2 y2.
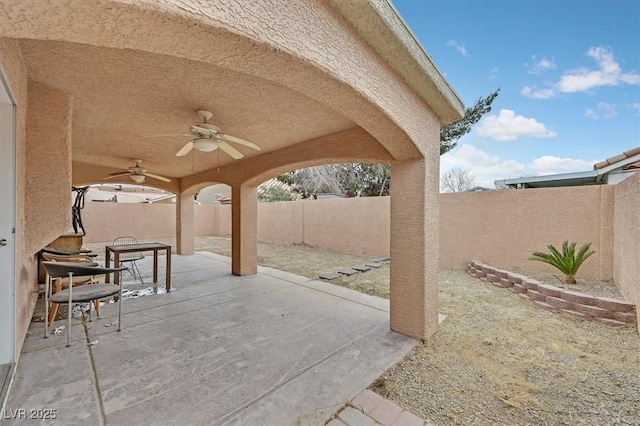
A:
393 0 640 187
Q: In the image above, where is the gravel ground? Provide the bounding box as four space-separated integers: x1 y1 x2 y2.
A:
84 237 640 425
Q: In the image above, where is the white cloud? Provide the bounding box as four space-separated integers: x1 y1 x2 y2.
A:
521 86 557 99
630 103 640 116
489 65 499 79
521 46 639 99
584 102 617 119
476 109 557 142
440 144 601 188
526 56 556 75
446 40 468 56
440 144 528 187
558 46 640 92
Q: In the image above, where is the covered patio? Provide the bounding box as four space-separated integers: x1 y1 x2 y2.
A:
8 253 416 424
0 0 464 416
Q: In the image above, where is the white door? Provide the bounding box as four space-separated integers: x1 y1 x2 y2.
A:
0 75 16 365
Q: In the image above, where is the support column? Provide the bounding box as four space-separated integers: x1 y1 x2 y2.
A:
390 157 439 339
231 184 258 276
176 194 195 255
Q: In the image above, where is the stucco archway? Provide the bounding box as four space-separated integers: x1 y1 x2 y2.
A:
0 0 463 343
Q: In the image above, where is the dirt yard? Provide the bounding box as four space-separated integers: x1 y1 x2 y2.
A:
86 237 640 425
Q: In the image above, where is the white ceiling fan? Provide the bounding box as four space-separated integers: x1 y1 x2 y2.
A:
173 109 261 159
103 159 171 184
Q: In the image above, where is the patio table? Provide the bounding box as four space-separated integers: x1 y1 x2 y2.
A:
105 242 172 290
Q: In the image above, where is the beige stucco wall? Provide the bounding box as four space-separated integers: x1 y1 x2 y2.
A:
82 187 617 281
83 199 391 256
195 205 218 237
613 172 640 319
82 203 175 243
440 186 614 279
257 201 304 246
24 82 73 252
216 205 231 237
0 40 74 359
256 198 390 255
82 203 219 243
0 38 30 360
302 197 390 256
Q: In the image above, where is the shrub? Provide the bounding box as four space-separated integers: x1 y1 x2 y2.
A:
258 186 298 202
529 241 595 284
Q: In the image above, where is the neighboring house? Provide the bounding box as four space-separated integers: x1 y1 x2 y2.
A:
85 184 171 203
257 177 301 201
196 183 231 204
495 147 640 189
200 179 301 204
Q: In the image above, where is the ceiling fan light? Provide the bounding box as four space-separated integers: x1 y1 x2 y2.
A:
131 174 145 183
193 138 218 152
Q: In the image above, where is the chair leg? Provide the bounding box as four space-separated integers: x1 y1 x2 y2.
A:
87 276 94 322
49 303 59 325
94 300 101 318
67 272 73 347
118 282 123 332
45 274 50 338
132 261 143 283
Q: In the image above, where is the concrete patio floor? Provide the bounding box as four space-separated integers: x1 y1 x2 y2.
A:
5 252 417 425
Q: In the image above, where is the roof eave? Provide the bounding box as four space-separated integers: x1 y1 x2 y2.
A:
595 153 640 176
495 170 599 188
330 0 465 124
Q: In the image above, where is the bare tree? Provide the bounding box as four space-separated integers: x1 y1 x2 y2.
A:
279 165 349 198
278 163 391 198
440 167 477 193
278 89 500 198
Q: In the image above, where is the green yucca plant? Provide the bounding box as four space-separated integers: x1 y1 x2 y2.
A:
529 241 595 284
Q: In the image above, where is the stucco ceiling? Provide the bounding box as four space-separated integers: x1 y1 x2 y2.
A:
18 39 355 180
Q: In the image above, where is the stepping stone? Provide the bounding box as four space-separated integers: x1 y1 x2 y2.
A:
371 256 389 263
338 269 359 276
366 262 382 268
352 265 371 272
319 273 340 280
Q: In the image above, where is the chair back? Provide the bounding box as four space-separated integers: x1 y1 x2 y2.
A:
113 236 144 261
41 252 95 264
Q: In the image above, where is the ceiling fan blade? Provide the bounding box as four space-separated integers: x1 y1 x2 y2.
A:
221 134 261 151
103 172 131 180
142 172 172 183
140 133 192 139
218 141 244 160
175 141 195 157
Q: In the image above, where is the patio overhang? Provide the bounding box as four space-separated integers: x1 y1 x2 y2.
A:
1 0 465 369
1 0 463 190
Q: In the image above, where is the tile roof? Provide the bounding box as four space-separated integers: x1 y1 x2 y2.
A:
594 146 640 170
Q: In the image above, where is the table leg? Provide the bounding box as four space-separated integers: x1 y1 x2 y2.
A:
153 249 158 283
166 248 171 291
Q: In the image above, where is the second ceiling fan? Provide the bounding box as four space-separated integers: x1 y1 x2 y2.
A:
174 110 261 159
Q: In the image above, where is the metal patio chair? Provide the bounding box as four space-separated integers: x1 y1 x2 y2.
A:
42 261 124 346
112 236 145 283
41 252 103 328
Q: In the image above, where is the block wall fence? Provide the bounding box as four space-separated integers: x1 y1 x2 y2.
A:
81 174 640 314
